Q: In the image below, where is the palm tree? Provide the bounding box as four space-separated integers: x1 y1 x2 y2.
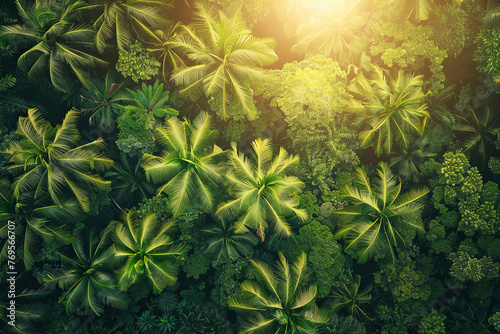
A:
141 111 226 217
229 252 328 333
0 74 15 92
484 2 500 28
144 22 185 82
0 178 74 270
376 0 435 23
216 138 307 241
330 273 373 320
5 109 114 212
203 219 259 266
389 134 436 182
0 0 108 93
105 152 155 209
453 106 500 167
43 227 128 316
348 65 429 156
0 283 50 334
170 2 278 120
335 162 428 263
81 70 132 134
122 79 179 118
111 209 185 293
291 0 370 65
92 0 172 53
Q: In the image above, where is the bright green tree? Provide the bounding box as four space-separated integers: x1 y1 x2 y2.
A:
348 65 429 156
259 55 358 194
115 40 160 83
145 22 185 82
122 79 179 118
369 21 448 92
229 252 328 333
5 109 113 212
92 0 171 53
291 0 370 65
418 309 446 334
0 0 108 93
111 209 185 293
335 162 428 263
142 111 226 217
376 0 435 23
449 251 500 282
170 2 277 120
216 138 307 241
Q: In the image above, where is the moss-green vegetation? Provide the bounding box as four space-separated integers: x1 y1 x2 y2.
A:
1 0 500 333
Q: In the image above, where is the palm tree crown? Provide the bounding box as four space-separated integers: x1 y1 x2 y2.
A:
145 22 186 82
203 219 259 266
142 111 226 217
453 106 500 167
111 209 185 293
292 0 370 66
81 69 132 134
0 283 49 334
0 0 108 93
122 79 179 118
229 252 328 333
335 162 428 263
92 0 172 53
216 138 307 241
44 227 128 316
377 0 435 23
5 109 114 212
348 65 429 156
0 179 74 270
330 273 373 320
170 2 278 120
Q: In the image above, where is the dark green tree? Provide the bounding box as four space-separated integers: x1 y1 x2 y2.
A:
0 283 49 334
330 273 373 320
44 227 129 316
81 70 132 134
453 106 500 167
0 0 108 93
105 152 155 209
203 219 259 266
0 179 73 270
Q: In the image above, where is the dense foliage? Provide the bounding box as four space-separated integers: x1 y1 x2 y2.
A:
1 0 500 333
